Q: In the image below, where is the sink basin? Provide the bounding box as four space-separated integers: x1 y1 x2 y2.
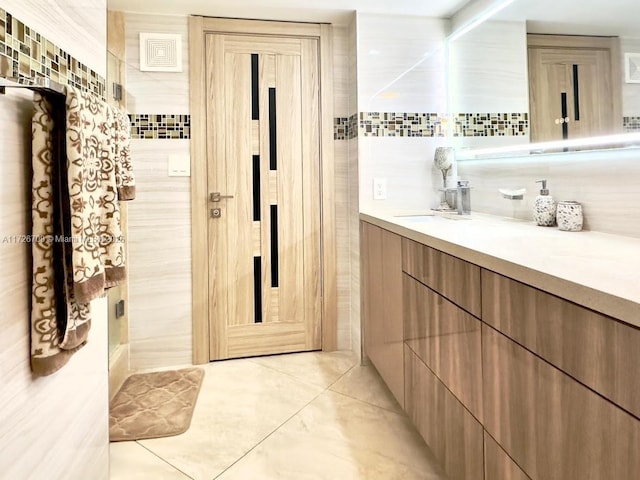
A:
394 213 469 222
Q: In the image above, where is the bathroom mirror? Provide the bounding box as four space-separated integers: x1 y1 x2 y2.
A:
448 0 640 159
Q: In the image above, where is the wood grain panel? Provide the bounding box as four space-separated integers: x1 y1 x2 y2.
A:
402 237 481 317
189 15 210 364
253 221 261 256
206 33 228 359
483 324 640 480
226 323 306 358
361 222 404 407
301 38 322 349
251 120 260 155
276 53 304 324
319 23 337 352
482 269 640 419
404 345 484 480
224 51 254 328
403 274 482 421
202 17 321 37
224 37 302 55
484 432 531 480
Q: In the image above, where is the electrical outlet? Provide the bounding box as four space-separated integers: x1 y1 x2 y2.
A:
373 178 387 200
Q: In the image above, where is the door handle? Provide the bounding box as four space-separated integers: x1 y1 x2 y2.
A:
209 192 234 202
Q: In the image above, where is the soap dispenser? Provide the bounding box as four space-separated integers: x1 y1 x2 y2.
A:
533 180 556 226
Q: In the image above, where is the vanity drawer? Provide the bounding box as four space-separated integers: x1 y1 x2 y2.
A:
482 269 640 418
404 345 484 480
483 324 640 480
483 432 529 480
402 238 481 317
403 274 482 421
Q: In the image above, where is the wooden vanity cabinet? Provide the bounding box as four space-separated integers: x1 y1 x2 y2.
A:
482 269 640 419
483 324 640 480
404 345 484 480
360 222 404 407
402 238 481 317
402 239 484 480
360 220 640 480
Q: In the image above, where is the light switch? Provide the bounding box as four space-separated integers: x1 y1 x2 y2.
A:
168 155 190 177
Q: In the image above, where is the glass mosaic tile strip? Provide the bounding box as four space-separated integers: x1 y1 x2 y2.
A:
334 113 359 140
0 8 105 99
359 112 447 137
129 114 191 139
453 112 529 137
623 116 640 133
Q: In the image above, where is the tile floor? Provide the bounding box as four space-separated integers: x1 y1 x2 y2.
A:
109 351 447 480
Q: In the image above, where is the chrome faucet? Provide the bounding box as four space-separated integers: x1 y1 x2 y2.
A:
457 180 471 215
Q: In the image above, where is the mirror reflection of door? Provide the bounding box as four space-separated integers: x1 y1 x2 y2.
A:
528 34 623 143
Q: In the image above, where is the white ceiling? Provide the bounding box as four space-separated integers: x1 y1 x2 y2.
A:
495 0 640 37
107 0 471 25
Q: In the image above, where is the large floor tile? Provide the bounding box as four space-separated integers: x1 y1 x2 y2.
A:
109 442 190 479
330 364 403 413
248 350 357 388
137 358 324 480
216 390 447 480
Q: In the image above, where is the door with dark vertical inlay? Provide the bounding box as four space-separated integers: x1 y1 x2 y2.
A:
528 37 617 143
205 34 322 360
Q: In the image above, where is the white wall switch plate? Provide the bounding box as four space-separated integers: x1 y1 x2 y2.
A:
168 154 191 177
373 178 387 200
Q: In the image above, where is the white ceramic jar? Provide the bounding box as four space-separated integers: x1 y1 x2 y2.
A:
556 201 583 232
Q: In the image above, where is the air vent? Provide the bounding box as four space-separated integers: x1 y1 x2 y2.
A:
139 33 182 72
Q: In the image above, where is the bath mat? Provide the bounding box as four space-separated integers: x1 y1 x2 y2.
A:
109 367 205 442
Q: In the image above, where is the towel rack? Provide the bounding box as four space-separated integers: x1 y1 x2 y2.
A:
0 76 66 96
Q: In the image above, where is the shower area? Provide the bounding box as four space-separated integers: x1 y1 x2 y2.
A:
107 10 130 395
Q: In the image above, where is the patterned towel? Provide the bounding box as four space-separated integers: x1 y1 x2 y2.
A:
30 87 135 376
65 86 135 302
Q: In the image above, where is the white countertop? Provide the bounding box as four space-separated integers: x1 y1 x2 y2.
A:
360 209 640 329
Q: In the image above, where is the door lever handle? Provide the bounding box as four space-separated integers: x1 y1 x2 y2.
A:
209 192 234 202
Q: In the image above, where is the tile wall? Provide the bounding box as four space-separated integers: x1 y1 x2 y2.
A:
124 13 192 370
457 148 640 238
356 12 449 214
0 2 109 479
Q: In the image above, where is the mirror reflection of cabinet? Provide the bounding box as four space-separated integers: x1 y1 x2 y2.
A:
528 34 623 142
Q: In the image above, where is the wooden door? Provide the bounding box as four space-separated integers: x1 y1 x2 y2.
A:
205 33 322 360
528 35 619 143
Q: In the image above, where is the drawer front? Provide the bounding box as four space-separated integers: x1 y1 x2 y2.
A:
404 345 484 480
402 238 481 317
484 432 529 480
483 324 640 480
403 274 482 421
482 269 640 418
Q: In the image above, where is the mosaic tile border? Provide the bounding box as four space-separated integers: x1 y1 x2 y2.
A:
453 113 529 137
334 113 358 140
129 114 191 139
359 112 447 137
0 8 106 99
623 116 640 133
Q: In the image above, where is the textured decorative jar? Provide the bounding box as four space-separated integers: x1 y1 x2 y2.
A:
556 201 583 232
533 196 556 226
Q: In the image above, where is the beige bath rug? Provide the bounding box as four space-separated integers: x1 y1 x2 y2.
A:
109 367 205 442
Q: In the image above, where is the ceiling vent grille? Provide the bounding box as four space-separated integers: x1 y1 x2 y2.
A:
139 33 182 72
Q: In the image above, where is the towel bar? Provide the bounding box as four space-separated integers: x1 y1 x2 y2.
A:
0 76 66 96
